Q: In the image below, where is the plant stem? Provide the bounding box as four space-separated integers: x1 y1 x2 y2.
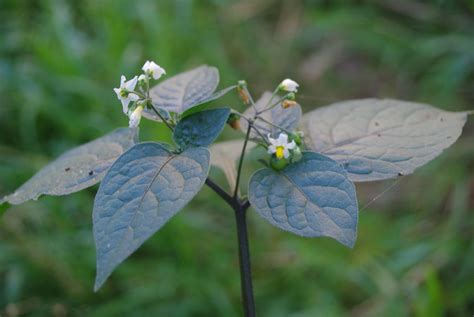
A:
234 202 256 317
256 116 293 135
205 178 235 207
205 178 256 316
233 124 252 198
149 104 175 131
204 85 258 316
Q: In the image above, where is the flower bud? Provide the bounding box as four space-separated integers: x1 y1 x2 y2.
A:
237 87 250 105
282 100 297 109
128 105 144 128
291 146 303 163
227 113 241 130
278 78 299 93
286 92 296 100
238 80 247 89
290 131 303 146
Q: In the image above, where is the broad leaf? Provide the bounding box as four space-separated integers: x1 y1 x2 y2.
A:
142 65 220 121
2 128 138 205
173 108 231 149
209 139 257 191
180 85 238 119
93 142 210 290
301 99 468 182
249 152 358 247
240 91 302 139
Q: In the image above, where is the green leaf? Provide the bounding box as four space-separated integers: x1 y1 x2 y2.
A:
248 151 358 247
209 139 257 191
180 85 237 119
93 142 210 290
173 108 231 149
142 65 222 122
240 91 302 139
2 128 138 205
301 98 468 181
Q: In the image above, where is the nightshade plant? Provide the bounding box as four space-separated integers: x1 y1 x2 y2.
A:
1 61 470 316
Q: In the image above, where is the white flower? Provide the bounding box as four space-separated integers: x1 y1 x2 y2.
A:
113 75 139 114
279 78 299 93
267 133 297 159
142 60 166 80
128 105 144 128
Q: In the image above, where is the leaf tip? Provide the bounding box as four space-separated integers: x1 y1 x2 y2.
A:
344 238 356 249
93 270 109 292
93 282 102 293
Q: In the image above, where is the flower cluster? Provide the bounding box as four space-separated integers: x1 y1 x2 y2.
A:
260 78 303 170
113 60 166 128
267 132 304 170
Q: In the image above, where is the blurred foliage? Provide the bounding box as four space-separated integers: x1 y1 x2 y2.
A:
1 0 474 316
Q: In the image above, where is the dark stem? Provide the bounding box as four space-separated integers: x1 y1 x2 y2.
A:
233 124 252 198
205 178 256 316
234 202 256 317
206 87 257 315
149 103 174 131
205 178 235 207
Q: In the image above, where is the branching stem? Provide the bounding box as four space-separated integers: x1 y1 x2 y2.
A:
256 116 293 135
209 112 256 316
205 177 256 317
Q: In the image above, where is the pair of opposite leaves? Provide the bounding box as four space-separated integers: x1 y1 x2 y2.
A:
1 65 468 290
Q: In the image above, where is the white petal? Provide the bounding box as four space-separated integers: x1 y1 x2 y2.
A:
278 133 288 145
142 61 151 72
152 68 165 80
113 87 121 100
129 94 139 102
283 148 291 159
120 75 126 87
267 145 276 154
280 78 299 92
150 62 166 80
287 140 296 150
120 97 130 114
138 74 146 81
125 75 138 91
268 134 277 146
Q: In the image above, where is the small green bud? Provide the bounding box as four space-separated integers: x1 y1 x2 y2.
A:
291 146 303 163
289 132 303 146
286 92 296 100
238 80 247 89
270 156 288 171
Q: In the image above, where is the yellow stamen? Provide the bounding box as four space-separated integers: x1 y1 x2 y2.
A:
275 146 284 159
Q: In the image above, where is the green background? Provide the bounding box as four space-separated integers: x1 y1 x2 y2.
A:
1 1 473 316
